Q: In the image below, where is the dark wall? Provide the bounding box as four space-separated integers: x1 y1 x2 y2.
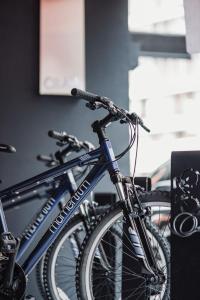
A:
0 0 129 192
0 0 129 298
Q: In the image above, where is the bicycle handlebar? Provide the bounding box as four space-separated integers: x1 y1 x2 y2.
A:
71 88 150 133
38 132 95 168
48 130 95 151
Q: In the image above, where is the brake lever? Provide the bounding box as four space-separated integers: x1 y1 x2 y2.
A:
68 135 79 144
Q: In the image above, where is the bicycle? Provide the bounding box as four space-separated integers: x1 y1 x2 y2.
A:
70 89 170 300
0 89 170 299
1 134 99 300
0 133 97 299
36 134 168 300
1 133 116 300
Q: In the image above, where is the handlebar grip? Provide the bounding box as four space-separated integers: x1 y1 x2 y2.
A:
37 155 53 162
141 123 150 133
71 88 100 102
0 144 16 153
129 113 150 133
48 130 67 141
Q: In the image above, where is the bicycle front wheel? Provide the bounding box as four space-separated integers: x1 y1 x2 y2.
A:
76 191 170 300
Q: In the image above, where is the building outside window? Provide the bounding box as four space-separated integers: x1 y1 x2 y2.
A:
129 0 200 178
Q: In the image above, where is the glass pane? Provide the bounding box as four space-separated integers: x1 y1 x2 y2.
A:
129 0 186 34
129 54 200 184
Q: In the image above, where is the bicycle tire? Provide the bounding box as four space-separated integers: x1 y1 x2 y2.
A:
76 191 170 300
37 215 85 300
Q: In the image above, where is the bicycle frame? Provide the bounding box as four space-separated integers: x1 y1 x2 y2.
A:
2 189 54 211
0 142 117 275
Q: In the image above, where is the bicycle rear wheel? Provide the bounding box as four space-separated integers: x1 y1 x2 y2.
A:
38 215 85 300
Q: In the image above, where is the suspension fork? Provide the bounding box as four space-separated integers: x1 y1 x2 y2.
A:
91 118 161 277
115 181 163 279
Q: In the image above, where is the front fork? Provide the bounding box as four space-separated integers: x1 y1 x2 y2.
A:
115 181 165 284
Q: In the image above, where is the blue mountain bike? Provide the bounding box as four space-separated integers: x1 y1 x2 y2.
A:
0 89 170 300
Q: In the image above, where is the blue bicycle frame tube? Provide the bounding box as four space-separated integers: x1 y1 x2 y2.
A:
0 139 120 276
0 148 101 202
22 162 107 275
0 148 101 235
16 170 77 262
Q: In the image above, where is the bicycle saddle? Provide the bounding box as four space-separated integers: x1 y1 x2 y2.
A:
0 144 16 153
